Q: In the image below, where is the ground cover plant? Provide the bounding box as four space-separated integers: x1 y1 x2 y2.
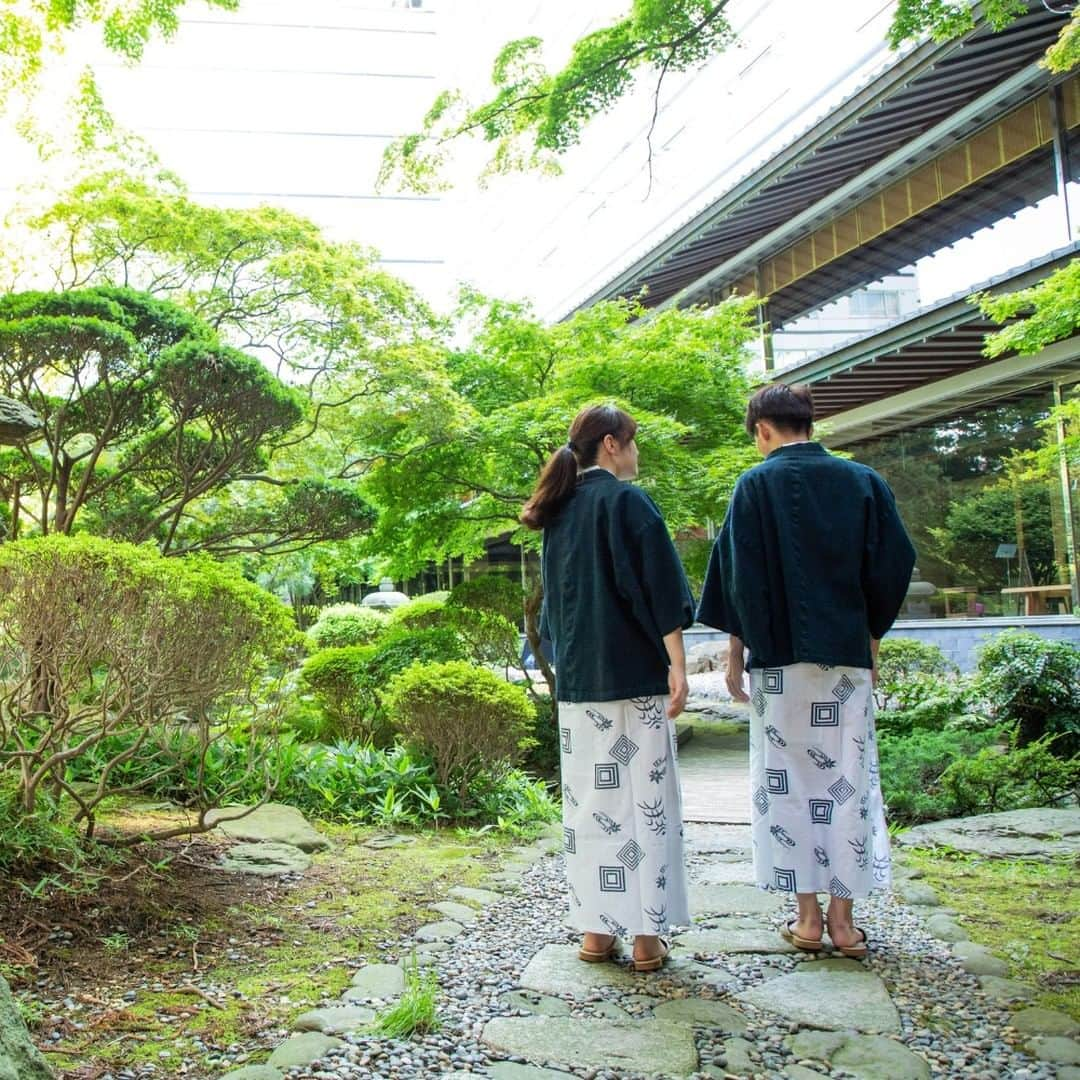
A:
876 635 1080 826
898 847 1080 1020
0 802 540 1078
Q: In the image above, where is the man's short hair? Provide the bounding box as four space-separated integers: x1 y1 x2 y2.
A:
745 383 814 437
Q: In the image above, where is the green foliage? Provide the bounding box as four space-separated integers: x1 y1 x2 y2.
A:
374 960 440 1037
977 259 1080 360
0 535 298 831
299 648 377 743
359 292 755 581
875 637 956 710
876 681 983 739
887 0 1028 49
385 661 536 801
974 631 1080 756
878 726 1008 824
308 604 388 649
521 695 560 780
939 734 1080 816
447 573 523 625
386 597 448 632
379 0 735 190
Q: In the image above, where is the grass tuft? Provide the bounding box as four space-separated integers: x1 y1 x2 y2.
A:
373 956 440 1037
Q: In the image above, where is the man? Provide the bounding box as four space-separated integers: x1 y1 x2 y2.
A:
698 383 915 956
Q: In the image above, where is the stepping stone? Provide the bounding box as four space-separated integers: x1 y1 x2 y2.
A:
978 975 1035 1002
364 833 416 848
690 883 783 916
788 1030 931 1079
347 963 406 999
895 808 1080 859
683 823 752 856
923 913 968 942
449 885 503 906
481 1017 698 1076
218 1068 284 1080
722 1036 757 1075
696 861 758 885
1028 1037 1080 1065
414 941 450 958
785 1067 827 1080
487 1064 575 1079
1010 1006 1080 1037
268 1032 345 1069
736 958 901 1033
896 882 940 907
951 941 1008 976
219 842 312 877
652 998 748 1033
518 944 641 996
207 803 331 851
431 901 477 924
415 920 464 942
675 922 797 955
831 1034 930 1079
293 1004 376 1034
498 989 572 1016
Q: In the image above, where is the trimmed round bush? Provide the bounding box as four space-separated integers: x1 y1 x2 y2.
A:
385 596 447 633
299 646 375 742
385 660 537 801
448 574 523 625
309 603 387 649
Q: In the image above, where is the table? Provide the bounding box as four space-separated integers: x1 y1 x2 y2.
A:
1000 584 1074 616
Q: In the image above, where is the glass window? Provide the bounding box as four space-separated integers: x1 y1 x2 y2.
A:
849 387 1075 619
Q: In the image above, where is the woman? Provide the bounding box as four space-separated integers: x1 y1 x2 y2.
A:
697 384 915 958
521 404 694 971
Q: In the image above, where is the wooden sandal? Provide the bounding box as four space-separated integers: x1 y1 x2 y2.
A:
631 937 670 972
578 935 620 963
780 920 824 952
827 922 869 959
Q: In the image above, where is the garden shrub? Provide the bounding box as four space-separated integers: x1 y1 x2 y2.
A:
521 695 560 780
299 647 377 742
385 660 537 801
974 630 1080 756
938 735 1080 817
874 680 984 738
443 605 521 670
0 535 298 837
447 574 523 625
308 603 387 649
875 638 956 711
386 597 447 633
877 726 1008 824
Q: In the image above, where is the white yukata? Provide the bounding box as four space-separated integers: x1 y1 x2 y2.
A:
749 662 889 897
558 695 691 936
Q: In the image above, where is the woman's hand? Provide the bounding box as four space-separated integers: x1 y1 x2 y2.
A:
726 635 750 703
667 666 688 719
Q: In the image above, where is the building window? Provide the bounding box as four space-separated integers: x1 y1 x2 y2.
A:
849 290 901 317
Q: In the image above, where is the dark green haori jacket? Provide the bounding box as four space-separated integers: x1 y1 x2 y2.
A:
540 469 694 702
697 442 916 670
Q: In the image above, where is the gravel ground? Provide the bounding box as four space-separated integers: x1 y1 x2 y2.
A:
279 846 1057 1080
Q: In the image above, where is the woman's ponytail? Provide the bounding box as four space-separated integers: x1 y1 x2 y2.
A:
520 404 638 531
520 445 578 530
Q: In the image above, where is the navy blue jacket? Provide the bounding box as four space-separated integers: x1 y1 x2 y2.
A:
541 469 694 702
697 442 915 669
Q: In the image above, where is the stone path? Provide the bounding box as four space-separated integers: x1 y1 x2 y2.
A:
677 728 750 826
222 743 1080 1080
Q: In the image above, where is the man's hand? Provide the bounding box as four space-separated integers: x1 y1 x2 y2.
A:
726 635 750 702
667 666 688 719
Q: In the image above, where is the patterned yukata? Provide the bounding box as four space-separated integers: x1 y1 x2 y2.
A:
697 441 916 898
558 695 690 935
749 663 889 898
540 466 695 935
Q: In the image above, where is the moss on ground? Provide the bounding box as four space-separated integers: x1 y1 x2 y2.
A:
33 821 536 1078
899 847 1079 1019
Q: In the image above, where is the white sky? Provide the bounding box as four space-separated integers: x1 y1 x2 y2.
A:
0 0 1073 325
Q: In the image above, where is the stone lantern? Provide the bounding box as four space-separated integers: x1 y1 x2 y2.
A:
0 397 42 445
361 577 410 610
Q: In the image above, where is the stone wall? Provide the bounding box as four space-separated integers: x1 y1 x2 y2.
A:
683 616 1080 672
